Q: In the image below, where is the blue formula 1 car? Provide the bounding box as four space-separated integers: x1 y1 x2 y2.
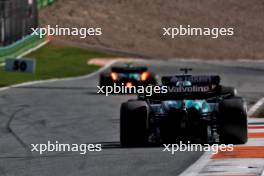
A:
120 69 248 146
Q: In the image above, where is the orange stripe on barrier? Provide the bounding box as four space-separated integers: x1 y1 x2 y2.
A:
212 146 264 159
248 132 264 138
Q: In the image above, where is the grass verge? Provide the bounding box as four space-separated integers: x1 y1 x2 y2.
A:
0 42 116 87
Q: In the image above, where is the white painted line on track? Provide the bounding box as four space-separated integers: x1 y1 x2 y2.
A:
0 60 118 92
0 58 148 92
248 97 264 117
179 97 264 176
248 128 264 133
245 139 264 146
179 152 212 176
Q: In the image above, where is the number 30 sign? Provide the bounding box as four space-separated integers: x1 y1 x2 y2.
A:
5 58 36 73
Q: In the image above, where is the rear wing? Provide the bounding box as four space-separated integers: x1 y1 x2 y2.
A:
139 88 222 100
162 75 220 86
139 75 222 100
111 66 148 73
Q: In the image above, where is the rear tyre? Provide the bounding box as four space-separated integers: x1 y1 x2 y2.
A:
148 73 158 85
219 97 248 144
99 73 112 87
221 86 237 98
120 100 149 147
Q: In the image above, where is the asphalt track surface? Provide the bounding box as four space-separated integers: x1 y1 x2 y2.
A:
0 59 264 176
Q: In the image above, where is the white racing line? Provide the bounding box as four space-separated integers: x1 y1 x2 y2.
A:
0 56 147 92
248 97 264 117
179 97 264 176
0 60 118 92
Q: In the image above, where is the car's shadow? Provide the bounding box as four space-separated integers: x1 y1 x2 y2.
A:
96 141 163 149
100 141 122 149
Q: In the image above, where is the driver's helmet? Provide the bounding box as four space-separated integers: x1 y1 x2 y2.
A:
175 80 192 87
